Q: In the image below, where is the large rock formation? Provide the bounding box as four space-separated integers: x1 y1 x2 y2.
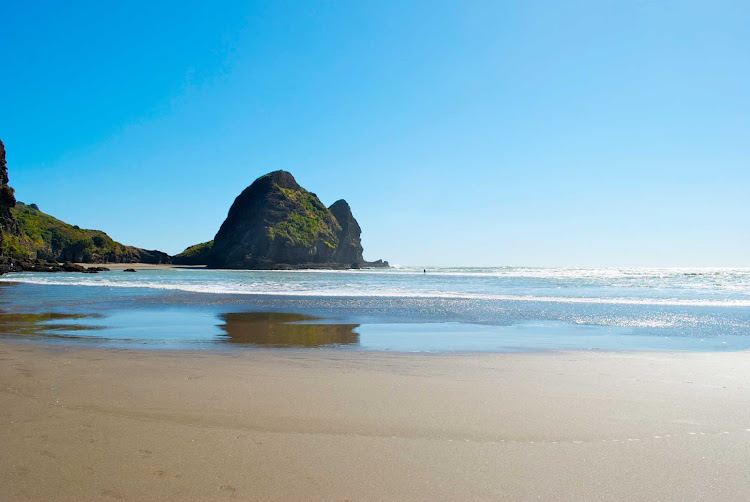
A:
202 170 387 269
0 139 19 253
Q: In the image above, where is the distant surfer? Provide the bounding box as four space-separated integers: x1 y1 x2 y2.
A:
423 269 426 274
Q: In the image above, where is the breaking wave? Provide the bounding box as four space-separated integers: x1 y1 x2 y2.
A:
3 270 750 307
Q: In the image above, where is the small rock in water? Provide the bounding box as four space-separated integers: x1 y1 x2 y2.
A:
62 262 86 272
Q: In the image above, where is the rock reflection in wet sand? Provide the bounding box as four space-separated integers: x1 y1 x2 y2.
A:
0 312 105 338
217 312 360 347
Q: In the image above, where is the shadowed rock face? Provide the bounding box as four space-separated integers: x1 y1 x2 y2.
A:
329 199 363 265
0 139 19 251
206 170 381 269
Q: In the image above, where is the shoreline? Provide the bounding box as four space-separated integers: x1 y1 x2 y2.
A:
0 277 748 353
72 263 206 271
70 263 392 271
2 340 750 500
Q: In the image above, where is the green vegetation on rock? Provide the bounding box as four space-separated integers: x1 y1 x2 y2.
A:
173 240 213 265
4 202 169 264
267 186 340 249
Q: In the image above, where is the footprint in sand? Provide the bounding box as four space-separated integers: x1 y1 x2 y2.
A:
100 489 123 499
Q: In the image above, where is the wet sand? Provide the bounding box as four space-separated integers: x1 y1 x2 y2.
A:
2 342 750 501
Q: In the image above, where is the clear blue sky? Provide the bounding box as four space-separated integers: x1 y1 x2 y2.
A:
2 1 748 266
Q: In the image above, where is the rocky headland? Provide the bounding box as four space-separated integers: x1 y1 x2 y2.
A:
0 139 170 274
176 170 388 269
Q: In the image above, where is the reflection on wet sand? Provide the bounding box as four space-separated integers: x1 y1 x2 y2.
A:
218 312 360 347
0 312 105 338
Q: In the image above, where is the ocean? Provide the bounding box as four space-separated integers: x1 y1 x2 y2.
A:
1 266 749 351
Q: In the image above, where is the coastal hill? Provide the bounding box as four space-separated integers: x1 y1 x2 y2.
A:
175 170 388 269
172 240 213 265
9 202 170 264
0 139 169 269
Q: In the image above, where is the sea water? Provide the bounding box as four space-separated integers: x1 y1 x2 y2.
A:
1 266 749 351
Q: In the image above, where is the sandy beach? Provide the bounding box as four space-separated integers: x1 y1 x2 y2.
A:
2 342 750 501
3 1 747 500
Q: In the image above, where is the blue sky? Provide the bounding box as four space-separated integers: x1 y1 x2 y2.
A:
2 1 748 266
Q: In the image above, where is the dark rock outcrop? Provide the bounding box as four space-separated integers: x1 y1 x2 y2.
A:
0 256 109 273
202 170 387 269
131 248 170 265
328 199 364 265
0 139 19 260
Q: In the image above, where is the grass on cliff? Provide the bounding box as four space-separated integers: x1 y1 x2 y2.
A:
267 186 340 248
176 240 213 258
173 240 213 265
4 202 138 262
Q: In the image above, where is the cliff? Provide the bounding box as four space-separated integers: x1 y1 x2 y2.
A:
0 140 19 254
197 170 387 269
8 202 170 264
0 139 170 267
328 199 364 265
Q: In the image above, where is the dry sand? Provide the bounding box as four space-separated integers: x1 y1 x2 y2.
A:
2 342 750 501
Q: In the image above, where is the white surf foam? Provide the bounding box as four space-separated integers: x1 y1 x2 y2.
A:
3 274 750 307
